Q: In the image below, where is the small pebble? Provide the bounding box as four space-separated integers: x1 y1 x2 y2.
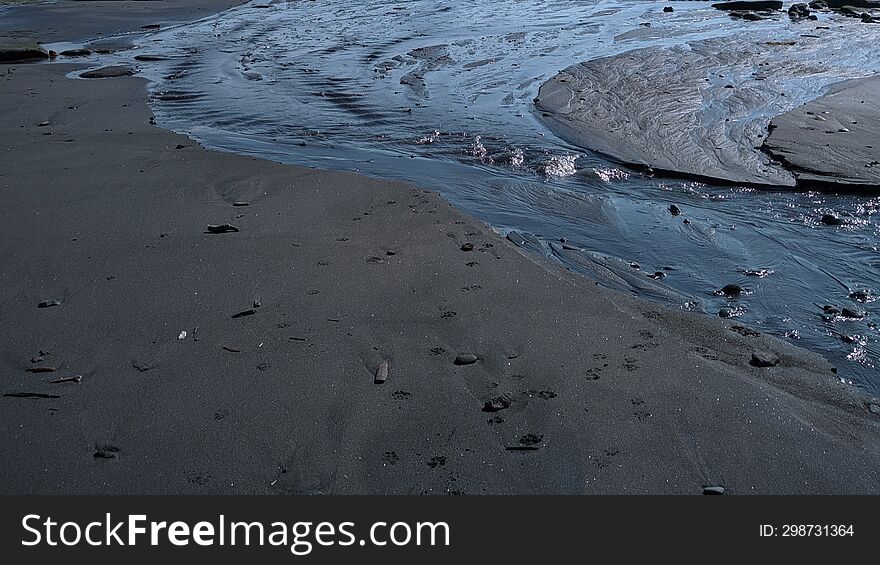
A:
750 350 780 368
374 360 389 384
454 353 478 365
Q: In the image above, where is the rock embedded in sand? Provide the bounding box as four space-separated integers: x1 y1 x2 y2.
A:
788 3 812 18
26 366 57 373
61 48 92 58
750 350 781 367
482 394 511 413
206 223 239 234
231 308 256 319
79 66 135 79
93 445 120 460
703 486 726 495
454 353 478 365
0 42 49 63
460 242 475 251
49 375 82 384
374 360 389 384
37 299 62 308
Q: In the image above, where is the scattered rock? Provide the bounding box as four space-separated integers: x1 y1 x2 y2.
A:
231 309 256 319
79 66 135 79
454 353 478 365
482 395 511 412
93 445 120 459
134 54 168 62
840 307 864 319
206 223 239 234
49 375 82 384
703 486 726 495
26 366 57 373
374 360 389 384
61 48 92 58
461 242 475 251
869 403 880 416
820 214 843 226
750 350 780 367
668 204 681 216
3 392 60 399
37 299 62 309
177 331 187 340
663 6 675 12
822 304 840 315
232 201 250 207
0 42 49 62
716 284 744 297
788 2 811 18
848 290 871 302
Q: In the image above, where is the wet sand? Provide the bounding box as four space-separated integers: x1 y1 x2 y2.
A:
763 75 880 189
536 12 880 189
1 1 880 494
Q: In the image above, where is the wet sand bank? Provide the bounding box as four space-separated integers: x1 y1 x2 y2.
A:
1 1 879 494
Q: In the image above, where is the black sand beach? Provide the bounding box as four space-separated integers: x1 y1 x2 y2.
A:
2 1 880 494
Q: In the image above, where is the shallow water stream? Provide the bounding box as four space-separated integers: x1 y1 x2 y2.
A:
75 0 880 392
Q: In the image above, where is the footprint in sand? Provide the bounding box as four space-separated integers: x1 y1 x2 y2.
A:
187 472 211 486
427 456 447 468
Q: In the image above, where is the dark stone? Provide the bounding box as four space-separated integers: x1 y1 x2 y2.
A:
37 299 62 309
820 214 842 226
663 6 675 12
703 486 726 495
840 307 864 319
669 204 681 216
134 54 168 62
482 395 511 413
822 304 840 315
206 224 240 234
0 42 49 62
460 242 475 251
788 2 811 18
717 284 744 297
750 350 781 367
79 66 135 79
60 48 92 57
848 290 870 302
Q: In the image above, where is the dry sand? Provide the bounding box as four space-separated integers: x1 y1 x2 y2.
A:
1 1 879 494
